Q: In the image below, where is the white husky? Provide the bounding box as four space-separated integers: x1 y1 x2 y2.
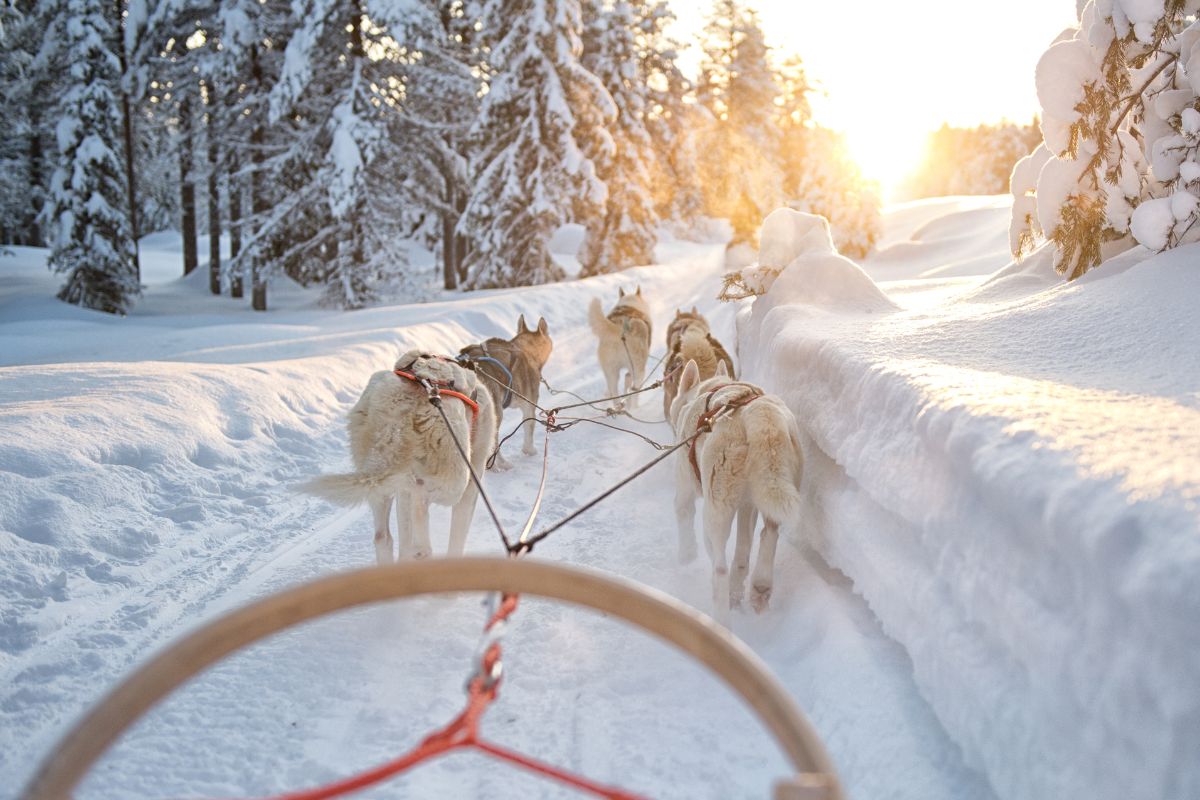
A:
301 351 498 564
668 359 804 619
588 286 652 408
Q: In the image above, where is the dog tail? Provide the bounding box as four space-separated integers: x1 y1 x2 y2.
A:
742 398 804 524
297 471 395 507
588 297 619 337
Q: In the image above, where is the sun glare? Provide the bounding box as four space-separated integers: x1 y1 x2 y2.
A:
841 120 931 202
670 1 1079 204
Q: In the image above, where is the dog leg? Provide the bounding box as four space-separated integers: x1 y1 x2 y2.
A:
601 360 620 406
519 397 537 456
370 494 394 565
628 360 646 409
674 487 698 565
750 518 781 613
703 499 736 625
403 491 432 561
730 505 757 609
393 490 414 559
447 481 479 557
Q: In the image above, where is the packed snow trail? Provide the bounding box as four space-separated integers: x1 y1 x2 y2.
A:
0 236 993 799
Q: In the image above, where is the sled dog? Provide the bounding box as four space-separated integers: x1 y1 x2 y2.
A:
588 286 652 408
662 307 735 418
300 351 498 564
458 315 553 470
668 359 803 620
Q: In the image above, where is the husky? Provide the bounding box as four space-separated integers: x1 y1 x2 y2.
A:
662 307 735 418
457 315 553 470
668 359 803 620
301 351 498 564
588 286 652 408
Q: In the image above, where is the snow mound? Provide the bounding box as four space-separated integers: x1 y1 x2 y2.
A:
759 208 837 267
723 209 896 312
867 198 1013 282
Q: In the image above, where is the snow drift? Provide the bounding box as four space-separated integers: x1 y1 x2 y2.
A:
739 202 1200 800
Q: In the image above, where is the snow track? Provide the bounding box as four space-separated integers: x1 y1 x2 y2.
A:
1 238 994 799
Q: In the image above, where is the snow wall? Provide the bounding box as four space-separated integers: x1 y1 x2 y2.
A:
736 208 1200 800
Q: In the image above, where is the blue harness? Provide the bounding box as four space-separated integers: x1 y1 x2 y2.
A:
456 349 515 408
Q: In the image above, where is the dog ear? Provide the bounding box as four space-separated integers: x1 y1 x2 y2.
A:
537 316 548 335
636 285 642 296
517 314 528 334
618 287 625 297
679 359 701 395
691 305 698 314
715 359 730 378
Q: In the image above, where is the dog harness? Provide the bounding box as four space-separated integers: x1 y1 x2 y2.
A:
394 355 480 429
456 344 515 408
687 382 764 490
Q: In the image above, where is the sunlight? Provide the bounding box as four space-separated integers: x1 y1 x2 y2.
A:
841 117 930 202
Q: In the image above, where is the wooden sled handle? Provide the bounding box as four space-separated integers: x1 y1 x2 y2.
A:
23 557 844 800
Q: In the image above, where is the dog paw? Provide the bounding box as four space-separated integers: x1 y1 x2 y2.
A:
491 456 514 472
729 593 744 610
750 586 772 614
403 547 432 560
521 445 537 456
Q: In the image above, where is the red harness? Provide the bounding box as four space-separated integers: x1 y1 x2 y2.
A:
394 367 480 429
687 382 764 489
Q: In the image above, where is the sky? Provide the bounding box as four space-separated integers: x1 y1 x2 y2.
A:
670 0 1081 199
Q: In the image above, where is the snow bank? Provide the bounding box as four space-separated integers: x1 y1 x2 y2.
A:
739 202 1200 800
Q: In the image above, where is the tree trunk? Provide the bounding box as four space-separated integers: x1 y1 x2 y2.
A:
116 0 139 283
442 186 457 290
179 95 198 276
455 191 469 285
228 150 243 298
249 44 267 311
25 105 45 246
206 88 221 295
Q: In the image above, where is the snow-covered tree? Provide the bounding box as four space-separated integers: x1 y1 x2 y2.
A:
44 0 139 314
0 1 52 246
393 0 485 290
579 0 658 275
695 0 782 243
633 0 703 228
460 0 615 288
787 126 882 259
1015 0 1200 279
904 121 1043 199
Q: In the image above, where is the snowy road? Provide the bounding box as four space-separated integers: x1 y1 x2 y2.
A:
2 235 995 798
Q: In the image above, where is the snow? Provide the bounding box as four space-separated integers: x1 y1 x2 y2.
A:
2 199 1196 800
740 197 1200 800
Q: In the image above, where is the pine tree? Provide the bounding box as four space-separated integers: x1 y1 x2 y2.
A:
1019 2 1200 279
460 0 615 288
695 0 782 244
0 1 52 246
395 0 485 290
787 127 881 259
45 0 139 314
579 0 657 275
633 0 703 228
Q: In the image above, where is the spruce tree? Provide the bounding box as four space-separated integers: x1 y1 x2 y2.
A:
580 0 658 275
45 0 139 314
695 0 782 244
1020 2 1200 279
460 0 615 288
